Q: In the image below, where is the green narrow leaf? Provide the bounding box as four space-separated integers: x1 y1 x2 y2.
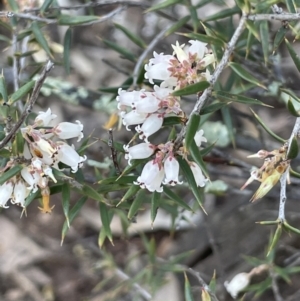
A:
0 165 23 185
209 271 217 293
245 21 260 41
184 273 195 301
287 136 298 160
204 6 240 22
283 221 300 235
260 21 269 65
189 5 199 32
165 16 191 36
99 202 113 244
250 108 285 143
128 190 145 220
61 196 87 244
114 23 146 48
15 130 24 154
280 88 300 103
185 114 201 149
273 26 288 53
8 80 35 104
62 182 70 228
287 98 300 116
177 157 206 213
151 191 161 225
63 27 72 74
179 32 224 47
200 102 227 115
286 0 297 13
31 21 52 58
7 0 18 11
117 184 140 206
145 0 181 12
163 186 193 212
0 149 11 158
214 90 269 106
40 0 54 14
229 62 267 89
101 38 136 62
163 116 184 126
81 184 105 202
58 14 100 25
267 224 282 257
221 106 235 147
285 38 300 73
172 81 210 96
189 140 208 177
0 74 8 103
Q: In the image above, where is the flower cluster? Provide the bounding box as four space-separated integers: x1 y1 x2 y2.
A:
0 109 86 213
118 40 214 192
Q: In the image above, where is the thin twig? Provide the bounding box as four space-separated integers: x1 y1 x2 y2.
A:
278 117 300 220
23 0 149 12
269 266 284 301
132 23 173 87
0 61 54 150
108 129 121 176
0 6 125 25
174 13 247 149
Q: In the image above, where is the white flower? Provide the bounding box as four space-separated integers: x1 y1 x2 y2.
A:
56 143 86 173
124 143 155 165
117 89 141 110
135 92 160 114
144 51 176 87
35 108 57 126
190 162 207 187
35 138 56 156
21 167 40 192
224 273 250 299
194 129 207 147
188 40 207 59
134 160 164 192
12 179 27 207
135 114 164 142
43 166 57 183
0 181 14 208
121 111 147 131
53 120 84 142
163 155 182 186
172 41 188 63
199 53 215 69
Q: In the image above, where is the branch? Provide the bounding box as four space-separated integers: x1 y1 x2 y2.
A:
247 13 300 21
174 13 247 149
278 117 300 220
0 60 54 150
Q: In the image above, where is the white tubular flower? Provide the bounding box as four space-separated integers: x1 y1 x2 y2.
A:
35 138 56 156
172 41 188 63
56 143 87 173
135 114 164 142
224 273 250 299
124 143 155 165
144 52 175 84
153 85 173 99
117 89 141 110
190 162 207 187
199 53 215 68
12 179 27 207
163 155 182 186
194 129 207 147
0 181 14 208
135 92 160 114
43 166 57 183
188 40 207 59
134 160 164 192
121 111 147 131
35 108 57 126
21 167 40 193
53 120 84 142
